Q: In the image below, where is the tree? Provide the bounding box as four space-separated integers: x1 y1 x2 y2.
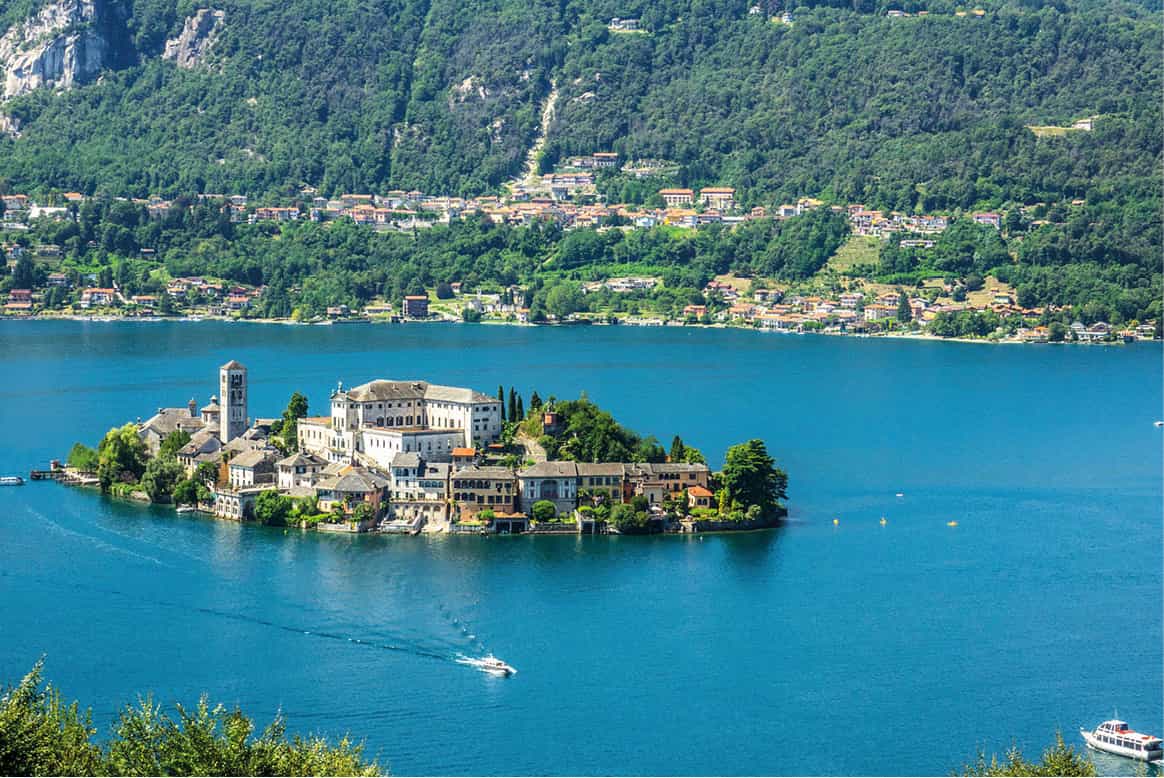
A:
961 732 1095 776
435 282 454 299
0 661 379 776
96 424 148 491
721 439 788 519
0 661 100 776
610 502 649 533
545 282 584 319
194 461 219 488
669 435 685 463
531 500 557 523
508 386 517 423
516 395 524 421
497 385 504 407
66 443 99 472
172 478 210 506
158 429 191 459
896 291 911 324
279 391 309 452
254 490 293 526
139 457 184 503
529 391 542 411
1048 322 1068 342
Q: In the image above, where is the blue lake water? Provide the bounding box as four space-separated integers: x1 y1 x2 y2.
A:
0 320 1160 776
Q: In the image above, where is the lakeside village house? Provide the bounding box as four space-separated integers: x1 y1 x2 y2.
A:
143 361 710 533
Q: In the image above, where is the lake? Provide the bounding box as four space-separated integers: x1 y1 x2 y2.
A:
0 320 1160 775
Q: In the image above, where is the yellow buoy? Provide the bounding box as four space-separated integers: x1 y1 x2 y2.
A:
832 518 839 525
880 517 887 526
947 520 958 527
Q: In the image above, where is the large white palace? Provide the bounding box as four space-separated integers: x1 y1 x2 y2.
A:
297 379 504 467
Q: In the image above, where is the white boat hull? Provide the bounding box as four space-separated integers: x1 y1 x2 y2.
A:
1081 728 1163 762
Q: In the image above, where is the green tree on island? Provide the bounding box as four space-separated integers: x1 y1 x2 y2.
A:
720 439 788 519
96 424 148 492
158 429 192 459
530 500 557 523
278 392 309 452
253 490 294 526
65 443 99 473
171 478 211 507
139 457 185 503
0 662 380 776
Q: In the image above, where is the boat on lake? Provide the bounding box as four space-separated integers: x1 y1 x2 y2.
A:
0 476 24 485
456 654 516 677
1080 719 1162 762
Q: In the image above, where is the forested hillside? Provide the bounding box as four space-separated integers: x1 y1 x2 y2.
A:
0 0 1158 207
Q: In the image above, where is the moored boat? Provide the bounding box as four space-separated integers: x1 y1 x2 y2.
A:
1080 720 1163 762
0 475 24 485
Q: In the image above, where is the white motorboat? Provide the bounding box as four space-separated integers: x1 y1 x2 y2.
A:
1081 719 1162 762
0 476 24 486
457 654 516 677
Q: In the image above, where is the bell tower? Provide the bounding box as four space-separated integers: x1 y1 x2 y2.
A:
219 360 248 442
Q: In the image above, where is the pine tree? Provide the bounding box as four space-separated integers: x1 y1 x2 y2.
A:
530 391 542 411
669 435 685 462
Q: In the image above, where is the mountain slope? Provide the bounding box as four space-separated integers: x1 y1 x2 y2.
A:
0 0 1158 213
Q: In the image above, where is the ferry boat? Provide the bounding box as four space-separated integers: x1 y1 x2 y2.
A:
0 475 24 486
456 654 516 677
1080 720 1163 762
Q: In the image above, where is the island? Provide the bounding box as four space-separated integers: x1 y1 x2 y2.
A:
54 360 789 536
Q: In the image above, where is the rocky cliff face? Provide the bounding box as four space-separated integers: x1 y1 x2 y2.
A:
0 0 120 99
162 8 224 70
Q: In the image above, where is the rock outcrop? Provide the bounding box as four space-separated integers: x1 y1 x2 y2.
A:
0 0 118 99
162 9 224 69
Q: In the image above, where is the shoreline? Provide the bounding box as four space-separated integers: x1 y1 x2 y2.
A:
2 311 1152 347
44 475 781 539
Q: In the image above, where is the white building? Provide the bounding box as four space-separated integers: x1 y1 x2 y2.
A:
298 379 503 464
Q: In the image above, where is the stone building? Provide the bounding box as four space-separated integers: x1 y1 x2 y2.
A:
219 360 248 442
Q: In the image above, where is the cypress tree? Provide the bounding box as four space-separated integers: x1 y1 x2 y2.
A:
530 391 542 410
516 395 525 421
508 387 517 423
897 291 912 323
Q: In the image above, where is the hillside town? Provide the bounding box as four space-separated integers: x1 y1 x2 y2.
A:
1 166 1157 342
71 361 755 536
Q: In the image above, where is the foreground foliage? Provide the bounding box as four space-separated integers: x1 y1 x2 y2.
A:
0 662 381 776
960 733 1096 776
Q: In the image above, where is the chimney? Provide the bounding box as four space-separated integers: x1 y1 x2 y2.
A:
188 398 197 417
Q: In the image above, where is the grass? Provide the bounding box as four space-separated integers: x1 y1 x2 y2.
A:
826 235 882 273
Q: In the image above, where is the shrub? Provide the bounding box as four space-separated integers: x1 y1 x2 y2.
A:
531 500 556 523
